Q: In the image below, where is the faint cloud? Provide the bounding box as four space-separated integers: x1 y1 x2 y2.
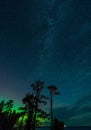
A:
53 93 91 126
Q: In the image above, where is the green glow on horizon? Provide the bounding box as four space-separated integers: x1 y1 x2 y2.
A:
0 98 23 112
15 115 49 127
16 115 28 126
0 98 49 126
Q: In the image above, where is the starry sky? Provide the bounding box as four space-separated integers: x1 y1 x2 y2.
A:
0 0 91 126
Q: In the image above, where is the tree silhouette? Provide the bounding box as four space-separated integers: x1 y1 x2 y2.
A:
0 80 60 130
0 100 5 130
22 80 49 130
0 100 5 113
0 99 21 130
5 100 13 113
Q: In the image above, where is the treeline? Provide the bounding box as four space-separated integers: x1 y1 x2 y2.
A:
0 81 50 130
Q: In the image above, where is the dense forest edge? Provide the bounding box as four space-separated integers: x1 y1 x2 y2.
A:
0 80 61 130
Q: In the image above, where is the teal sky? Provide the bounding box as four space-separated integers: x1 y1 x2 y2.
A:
0 0 91 126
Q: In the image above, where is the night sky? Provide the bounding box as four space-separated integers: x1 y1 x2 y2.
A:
0 0 91 126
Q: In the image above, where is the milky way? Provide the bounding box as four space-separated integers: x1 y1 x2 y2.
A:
0 0 91 126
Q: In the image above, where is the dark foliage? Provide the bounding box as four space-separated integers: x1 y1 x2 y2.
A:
0 100 21 130
21 80 49 130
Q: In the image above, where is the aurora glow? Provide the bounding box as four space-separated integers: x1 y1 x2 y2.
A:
0 0 91 126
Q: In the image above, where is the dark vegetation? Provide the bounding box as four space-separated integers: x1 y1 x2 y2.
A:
0 80 51 130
